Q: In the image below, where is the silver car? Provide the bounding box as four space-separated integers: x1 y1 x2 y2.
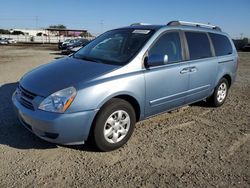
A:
12 21 238 151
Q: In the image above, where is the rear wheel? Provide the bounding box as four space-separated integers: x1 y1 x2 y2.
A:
207 78 229 107
92 98 136 151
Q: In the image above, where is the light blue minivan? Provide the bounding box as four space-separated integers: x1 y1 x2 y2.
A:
12 21 238 151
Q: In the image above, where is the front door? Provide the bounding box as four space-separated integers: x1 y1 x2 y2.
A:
144 31 190 117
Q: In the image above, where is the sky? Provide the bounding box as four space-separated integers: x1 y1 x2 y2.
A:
0 0 249 38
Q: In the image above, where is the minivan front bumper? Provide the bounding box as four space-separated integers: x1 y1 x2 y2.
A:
12 93 97 145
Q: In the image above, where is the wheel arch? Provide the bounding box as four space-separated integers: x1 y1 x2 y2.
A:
87 93 142 142
222 74 232 88
96 93 142 122
112 94 141 122
215 72 233 89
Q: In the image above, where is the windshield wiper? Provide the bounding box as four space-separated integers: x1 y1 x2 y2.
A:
73 55 100 63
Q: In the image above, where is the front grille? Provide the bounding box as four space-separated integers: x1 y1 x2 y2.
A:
17 85 37 110
19 85 36 100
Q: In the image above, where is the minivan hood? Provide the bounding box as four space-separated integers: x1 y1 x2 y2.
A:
20 57 118 97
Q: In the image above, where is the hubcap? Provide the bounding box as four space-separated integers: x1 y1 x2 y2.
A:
103 110 130 144
217 82 227 103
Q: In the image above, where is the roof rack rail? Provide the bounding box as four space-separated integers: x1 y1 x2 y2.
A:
130 23 151 26
167 21 222 31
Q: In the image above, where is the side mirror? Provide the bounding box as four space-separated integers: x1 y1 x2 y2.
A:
144 54 168 68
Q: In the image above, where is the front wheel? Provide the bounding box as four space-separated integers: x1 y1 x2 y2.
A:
92 98 136 151
207 78 229 107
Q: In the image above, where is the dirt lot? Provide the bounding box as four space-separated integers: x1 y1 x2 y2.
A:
0 45 249 187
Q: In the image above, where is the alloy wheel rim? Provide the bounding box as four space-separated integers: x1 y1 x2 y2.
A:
217 82 227 103
103 110 130 144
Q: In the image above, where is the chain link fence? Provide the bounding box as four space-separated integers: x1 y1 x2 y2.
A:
0 34 95 43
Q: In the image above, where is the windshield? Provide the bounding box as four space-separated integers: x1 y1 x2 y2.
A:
73 29 154 65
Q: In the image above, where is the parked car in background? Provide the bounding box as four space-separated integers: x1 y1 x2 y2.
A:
58 39 78 50
0 37 17 44
12 21 238 151
58 39 71 49
60 39 77 50
61 39 90 55
0 38 9 44
7 38 17 44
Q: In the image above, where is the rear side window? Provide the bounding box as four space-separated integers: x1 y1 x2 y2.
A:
209 33 232 56
149 32 182 63
185 32 212 60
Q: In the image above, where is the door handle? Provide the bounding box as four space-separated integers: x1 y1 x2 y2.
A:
180 68 189 74
189 67 198 73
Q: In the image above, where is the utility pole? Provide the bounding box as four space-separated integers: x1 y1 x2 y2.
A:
240 33 243 39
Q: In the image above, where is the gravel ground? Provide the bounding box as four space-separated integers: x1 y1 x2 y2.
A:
0 45 249 187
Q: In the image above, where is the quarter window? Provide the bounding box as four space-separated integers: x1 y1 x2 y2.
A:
185 32 212 60
209 33 232 56
149 32 182 63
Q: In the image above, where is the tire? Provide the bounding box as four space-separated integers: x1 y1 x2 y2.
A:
207 78 229 107
92 98 136 152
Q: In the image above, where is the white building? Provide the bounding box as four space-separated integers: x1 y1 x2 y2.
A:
9 29 50 36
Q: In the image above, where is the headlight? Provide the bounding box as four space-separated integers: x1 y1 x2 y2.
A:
38 86 77 113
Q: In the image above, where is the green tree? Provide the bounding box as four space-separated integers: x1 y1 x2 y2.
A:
0 29 10 34
48 24 67 36
36 32 47 36
49 24 67 29
242 38 249 45
12 30 24 35
80 32 93 38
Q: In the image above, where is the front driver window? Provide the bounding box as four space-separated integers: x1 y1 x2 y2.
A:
149 32 183 64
